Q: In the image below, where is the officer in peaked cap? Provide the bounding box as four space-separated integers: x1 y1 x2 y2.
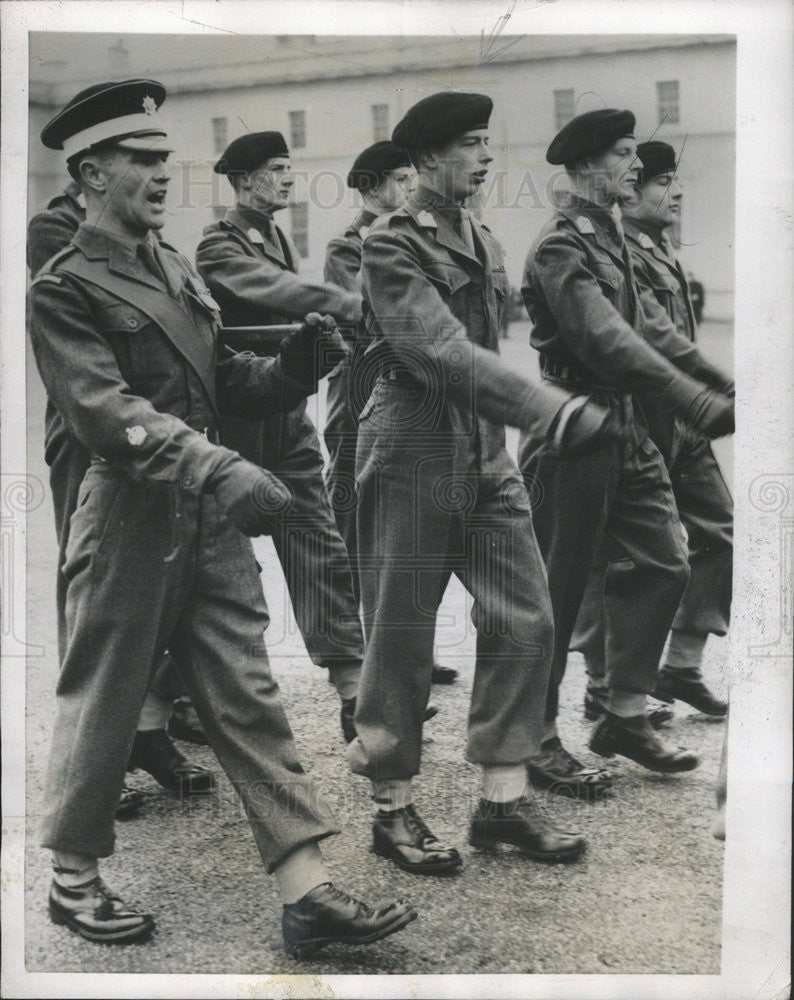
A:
518 109 734 797
574 138 732 722
199 129 375 745
346 90 634 876
30 80 416 952
31 80 217 809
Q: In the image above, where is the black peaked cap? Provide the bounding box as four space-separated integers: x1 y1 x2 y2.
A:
41 79 167 151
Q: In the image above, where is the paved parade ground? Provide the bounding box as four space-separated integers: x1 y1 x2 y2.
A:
21 319 732 977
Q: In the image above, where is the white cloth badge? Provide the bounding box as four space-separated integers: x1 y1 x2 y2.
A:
574 215 595 235
126 426 148 447
358 226 370 240
638 232 655 249
247 228 265 244
416 211 437 228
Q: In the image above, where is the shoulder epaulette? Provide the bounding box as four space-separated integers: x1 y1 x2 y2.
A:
33 243 81 283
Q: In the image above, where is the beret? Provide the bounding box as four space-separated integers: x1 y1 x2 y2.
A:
392 92 492 152
546 108 635 167
214 132 290 174
637 140 677 182
347 141 411 190
41 79 171 159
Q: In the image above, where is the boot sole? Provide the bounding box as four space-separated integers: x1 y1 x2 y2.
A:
372 842 463 875
284 905 418 958
468 830 586 863
49 902 154 943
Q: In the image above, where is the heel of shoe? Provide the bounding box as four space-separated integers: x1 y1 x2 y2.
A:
589 735 615 759
467 826 499 852
48 904 67 926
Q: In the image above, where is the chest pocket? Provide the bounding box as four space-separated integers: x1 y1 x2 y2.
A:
98 302 175 386
423 257 472 297
589 252 626 296
491 264 509 302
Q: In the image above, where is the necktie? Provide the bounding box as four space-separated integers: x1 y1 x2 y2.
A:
458 208 477 256
137 240 166 285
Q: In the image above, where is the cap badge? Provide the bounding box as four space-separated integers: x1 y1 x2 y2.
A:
417 211 437 228
142 95 157 116
126 425 148 447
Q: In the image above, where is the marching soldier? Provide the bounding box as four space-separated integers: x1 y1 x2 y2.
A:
28 182 214 809
575 140 731 720
324 140 458 685
518 110 734 800
350 91 622 874
196 132 368 742
30 80 417 954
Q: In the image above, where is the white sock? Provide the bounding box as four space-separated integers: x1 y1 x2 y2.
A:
328 662 360 702
52 851 98 887
273 842 330 905
137 690 172 732
666 629 709 673
371 779 413 813
607 690 648 718
481 764 528 803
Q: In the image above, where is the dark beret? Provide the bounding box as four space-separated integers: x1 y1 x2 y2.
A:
637 141 677 182
347 141 411 190
546 108 635 167
41 79 169 157
214 132 290 174
392 92 493 152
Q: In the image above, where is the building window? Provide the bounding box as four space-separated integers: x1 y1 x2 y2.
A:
211 117 228 154
553 89 575 131
289 110 306 149
657 80 680 125
290 202 309 258
372 103 389 141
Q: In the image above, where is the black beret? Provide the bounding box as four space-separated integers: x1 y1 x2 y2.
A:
346 141 411 190
392 92 493 152
41 79 170 158
546 108 635 167
637 141 677 182
214 132 290 175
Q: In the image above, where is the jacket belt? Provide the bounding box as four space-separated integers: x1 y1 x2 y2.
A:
539 354 616 393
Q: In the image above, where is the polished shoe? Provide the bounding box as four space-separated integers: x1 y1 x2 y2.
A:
654 667 728 717
469 796 587 862
528 737 612 801
49 877 154 943
128 728 215 795
431 663 458 685
167 697 209 745
341 699 439 744
583 689 675 729
116 784 144 819
372 804 462 874
589 712 700 772
282 882 417 959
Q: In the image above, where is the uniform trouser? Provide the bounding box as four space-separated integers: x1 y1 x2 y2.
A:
266 414 364 669
571 431 733 678
323 355 361 606
518 388 690 723
39 464 337 868
47 416 183 703
348 429 554 781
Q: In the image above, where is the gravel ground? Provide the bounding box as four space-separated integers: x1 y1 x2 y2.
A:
22 321 732 977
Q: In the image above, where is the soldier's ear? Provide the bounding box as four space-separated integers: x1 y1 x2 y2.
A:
77 155 108 194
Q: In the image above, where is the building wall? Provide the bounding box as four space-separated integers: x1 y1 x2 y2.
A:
28 34 735 318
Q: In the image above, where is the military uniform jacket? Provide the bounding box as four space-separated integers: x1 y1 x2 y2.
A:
624 217 702 462
27 185 85 277
522 196 724 413
196 206 361 468
360 191 569 484
29 224 311 494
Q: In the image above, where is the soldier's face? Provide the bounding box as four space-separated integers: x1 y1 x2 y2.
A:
375 167 414 211
586 137 640 203
96 149 171 238
433 129 492 201
623 171 682 229
248 156 293 213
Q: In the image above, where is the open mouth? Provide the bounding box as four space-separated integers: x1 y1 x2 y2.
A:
147 190 167 206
